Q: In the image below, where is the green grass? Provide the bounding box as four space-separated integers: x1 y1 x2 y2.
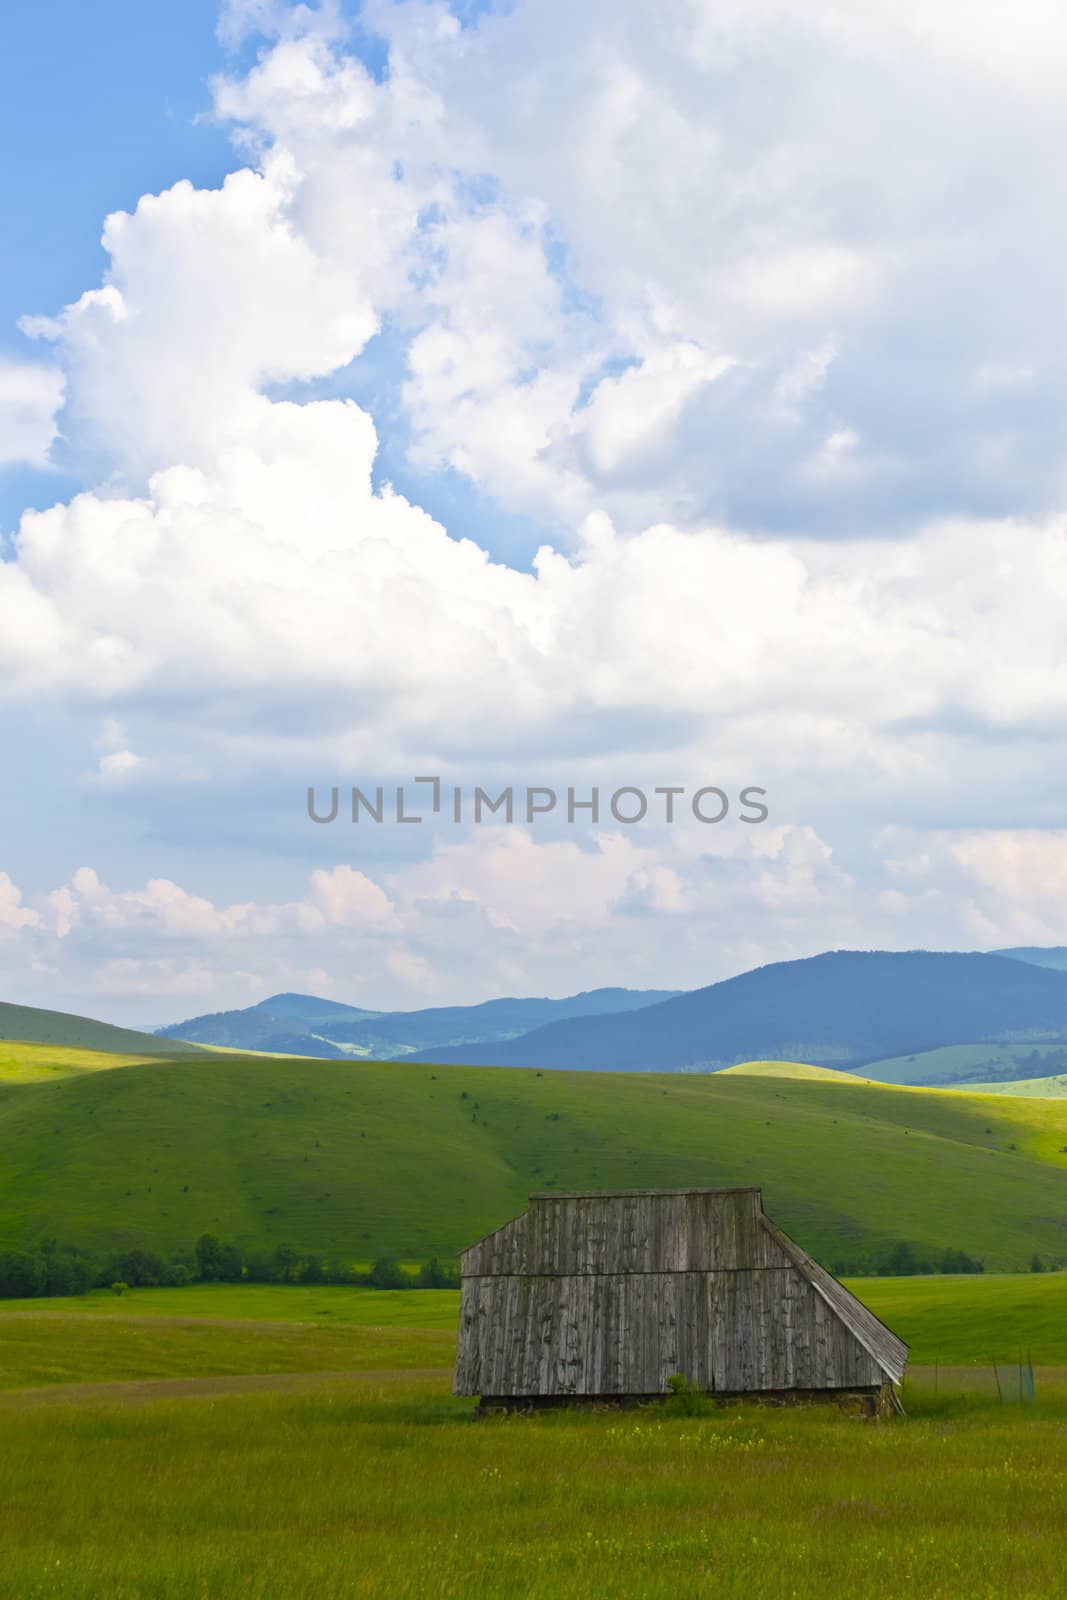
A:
1 1279 1065 1595
863 1040 1067 1086
955 1073 1067 1096
0 1004 203 1056
0 1040 170 1084
4 1272 1067 1378
856 1272 1067 1363
0 1316 452 1390
2 1374 1067 1598
3 1054 1067 1268
718 1059 878 1082
0 1283 461 1327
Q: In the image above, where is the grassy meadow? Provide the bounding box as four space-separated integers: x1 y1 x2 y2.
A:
957 1073 1067 1096
0 1039 168 1085
5 1271 1067 1384
2 1028 1067 1597
0 1003 202 1057
3 1045 1067 1270
2 1276 1067 1599
862 1040 1067 1086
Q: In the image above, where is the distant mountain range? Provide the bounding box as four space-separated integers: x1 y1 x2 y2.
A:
996 946 1067 972
153 987 681 1059
411 950 1067 1073
7 946 1067 1084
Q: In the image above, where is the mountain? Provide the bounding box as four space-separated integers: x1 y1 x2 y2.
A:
0 1049 1065 1271
156 987 681 1059
411 950 1067 1072
996 946 1067 972
0 1001 202 1057
241 993 380 1022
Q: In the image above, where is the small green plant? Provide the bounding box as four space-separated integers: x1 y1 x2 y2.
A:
665 1373 713 1416
110 1281 128 1296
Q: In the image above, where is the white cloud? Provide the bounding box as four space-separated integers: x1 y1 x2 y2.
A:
3 3 1067 1016
0 359 64 468
20 162 379 476
309 864 396 928
0 872 39 933
0 824 857 1014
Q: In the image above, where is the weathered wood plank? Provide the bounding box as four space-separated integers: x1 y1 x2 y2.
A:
454 1188 907 1398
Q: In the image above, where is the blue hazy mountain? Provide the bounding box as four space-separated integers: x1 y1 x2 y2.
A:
155 987 681 1059
411 950 1067 1073
996 946 1067 972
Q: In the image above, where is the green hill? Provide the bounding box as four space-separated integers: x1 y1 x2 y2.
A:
2 1054 1067 1271
720 1059 878 1083
861 1041 1067 1086
0 1002 202 1057
953 1075 1067 1097
0 1040 176 1084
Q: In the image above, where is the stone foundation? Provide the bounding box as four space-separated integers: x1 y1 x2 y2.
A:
476 1383 902 1418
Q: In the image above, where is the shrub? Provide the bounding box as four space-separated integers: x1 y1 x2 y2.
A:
664 1374 713 1416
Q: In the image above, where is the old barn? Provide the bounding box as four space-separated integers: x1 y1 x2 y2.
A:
454 1187 907 1411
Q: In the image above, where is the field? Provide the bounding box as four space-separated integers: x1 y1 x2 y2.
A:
862 1040 1067 1086
3 1047 1067 1270
0 1040 171 1084
957 1073 1067 1097
2 1278 1067 1599
0 1003 202 1057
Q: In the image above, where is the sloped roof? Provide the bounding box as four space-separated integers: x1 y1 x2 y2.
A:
757 1213 909 1385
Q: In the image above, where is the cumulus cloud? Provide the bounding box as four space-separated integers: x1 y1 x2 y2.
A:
1 1 1066 1018
0 359 64 468
0 823 860 1016
0 872 40 934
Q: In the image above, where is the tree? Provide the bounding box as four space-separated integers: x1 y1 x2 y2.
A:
417 1257 460 1289
0 1251 45 1298
195 1233 226 1281
369 1253 408 1289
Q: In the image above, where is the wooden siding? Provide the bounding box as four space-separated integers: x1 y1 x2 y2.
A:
454 1266 886 1396
759 1215 908 1384
461 1189 785 1278
454 1188 908 1399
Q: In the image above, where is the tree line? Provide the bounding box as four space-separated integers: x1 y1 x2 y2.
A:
829 1241 987 1277
0 1234 460 1299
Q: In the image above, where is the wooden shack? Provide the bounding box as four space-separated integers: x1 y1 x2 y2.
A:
454 1187 907 1412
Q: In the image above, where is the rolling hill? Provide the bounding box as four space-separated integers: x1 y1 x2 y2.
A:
0 1040 180 1085
413 951 1067 1072
155 986 680 1059
0 1002 201 1057
860 1041 1067 1087
952 1074 1067 1097
1 1048 1066 1271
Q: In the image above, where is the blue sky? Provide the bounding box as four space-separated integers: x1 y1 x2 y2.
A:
0 2 232 532
1 0 1066 1023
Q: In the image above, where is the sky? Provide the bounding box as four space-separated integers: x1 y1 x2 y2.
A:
2 0 1067 1026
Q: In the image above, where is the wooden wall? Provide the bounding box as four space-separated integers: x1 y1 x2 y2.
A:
461 1189 778 1278
455 1189 903 1398
454 1265 886 1396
